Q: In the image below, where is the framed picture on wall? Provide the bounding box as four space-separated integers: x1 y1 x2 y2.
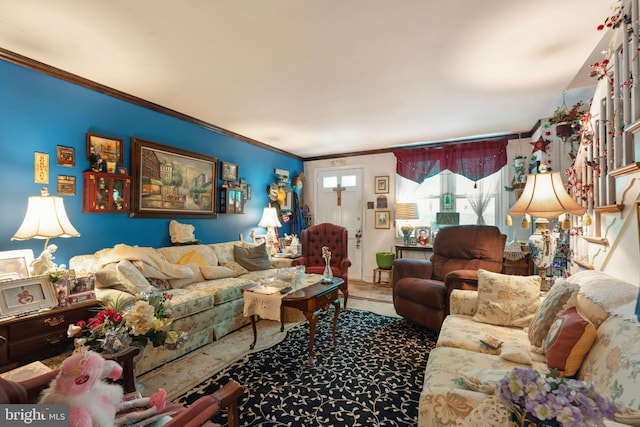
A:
220 161 238 181
86 132 124 165
56 146 75 167
57 175 76 196
130 137 218 218
375 210 391 229
374 176 389 194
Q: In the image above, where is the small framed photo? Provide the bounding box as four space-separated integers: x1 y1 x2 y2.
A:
416 226 431 246
253 234 267 245
69 274 95 295
56 146 75 167
247 184 252 200
0 276 58 317
375 176 389 194
57 175 76 196
86 132 124 164
0 249 35 280
118 167 128 175
221 161 238 181
375 210 391 229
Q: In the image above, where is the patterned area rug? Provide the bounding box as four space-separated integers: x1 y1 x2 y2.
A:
175 309 437 426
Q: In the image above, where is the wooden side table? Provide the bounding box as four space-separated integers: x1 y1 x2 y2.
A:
0 300 100 373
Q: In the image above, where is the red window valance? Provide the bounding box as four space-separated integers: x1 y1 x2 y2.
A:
393 139 508 183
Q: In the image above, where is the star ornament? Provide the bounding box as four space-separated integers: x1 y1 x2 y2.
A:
530 137 551 153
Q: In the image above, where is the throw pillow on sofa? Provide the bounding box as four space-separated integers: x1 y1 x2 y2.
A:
200 265 234 280
545 306 596 377
472 269 541 327
116 260 154 294
166 249 206 288
234 243 272 271
528 279 580 348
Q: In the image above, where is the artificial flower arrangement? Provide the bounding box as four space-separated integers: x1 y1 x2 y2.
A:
68 290 187 354
497 368 616 427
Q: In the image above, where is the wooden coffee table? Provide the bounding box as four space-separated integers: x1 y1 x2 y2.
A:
245 277 343 367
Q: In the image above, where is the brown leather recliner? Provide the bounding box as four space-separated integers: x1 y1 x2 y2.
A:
292 223 351 307
392 225 506 333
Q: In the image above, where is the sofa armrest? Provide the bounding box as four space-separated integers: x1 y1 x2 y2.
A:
449 290 478 316
392 259 433 284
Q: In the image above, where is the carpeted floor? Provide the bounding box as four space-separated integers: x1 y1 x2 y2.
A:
138 282 398 399
175 309 437 427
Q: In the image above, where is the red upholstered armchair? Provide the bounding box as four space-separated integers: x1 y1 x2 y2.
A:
292 223 351 308
392 225 506 332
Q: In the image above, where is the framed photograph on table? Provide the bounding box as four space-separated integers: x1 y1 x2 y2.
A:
375 210 391 229
0 249 35 280
0 276 57 317
374 176 389 194
130 137 218 218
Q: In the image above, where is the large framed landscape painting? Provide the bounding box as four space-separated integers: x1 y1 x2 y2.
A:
131 137 218 218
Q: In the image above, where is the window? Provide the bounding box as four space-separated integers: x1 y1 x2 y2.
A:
396 169 505 231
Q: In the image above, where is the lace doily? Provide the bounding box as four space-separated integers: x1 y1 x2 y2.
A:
457 395 509 427
503 240 526 261
243 291 283 321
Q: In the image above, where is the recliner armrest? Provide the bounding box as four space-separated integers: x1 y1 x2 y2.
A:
444 269 479 292
392 258 434 284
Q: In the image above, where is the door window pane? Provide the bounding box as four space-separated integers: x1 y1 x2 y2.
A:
323 176 338 189
341 175 356 187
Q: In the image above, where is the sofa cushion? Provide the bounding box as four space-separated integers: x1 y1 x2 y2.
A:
210 242 250 277
233 243 271 271
184 276 252 306
169 252 205 288
472 270 540 327
94 263 121 288
528 279 579 348
116 260 154 294
545 307 596 377
157 245 218 266
177 249 208 267
578 315 640 417
437 315 530 355
200 265 234 280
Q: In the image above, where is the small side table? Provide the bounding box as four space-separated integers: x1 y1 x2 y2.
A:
373 268 392 286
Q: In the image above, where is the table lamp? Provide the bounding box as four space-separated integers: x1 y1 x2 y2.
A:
395 202 419 246
12 187 80 274
258 207 282 255
508 171 585 288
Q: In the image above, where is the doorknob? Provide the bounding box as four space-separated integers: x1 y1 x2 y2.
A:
355 228 362 248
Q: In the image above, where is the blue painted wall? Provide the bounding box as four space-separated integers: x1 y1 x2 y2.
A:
0 59 302 266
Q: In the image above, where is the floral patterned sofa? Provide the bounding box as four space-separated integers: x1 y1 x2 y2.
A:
419 269 639 426
69 241 295 376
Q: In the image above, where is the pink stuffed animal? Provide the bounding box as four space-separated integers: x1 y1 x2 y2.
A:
39 351 124 427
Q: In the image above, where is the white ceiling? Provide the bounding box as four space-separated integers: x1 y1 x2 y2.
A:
0 1 612 158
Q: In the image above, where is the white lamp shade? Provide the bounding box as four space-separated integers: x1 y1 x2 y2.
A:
258 207 282 228
12 196 80 241
508 172 585 218
395 202 419 220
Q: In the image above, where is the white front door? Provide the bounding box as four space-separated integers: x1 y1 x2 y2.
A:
314 167 364 280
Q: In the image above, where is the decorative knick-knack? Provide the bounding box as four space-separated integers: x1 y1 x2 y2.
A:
321 246 333 283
